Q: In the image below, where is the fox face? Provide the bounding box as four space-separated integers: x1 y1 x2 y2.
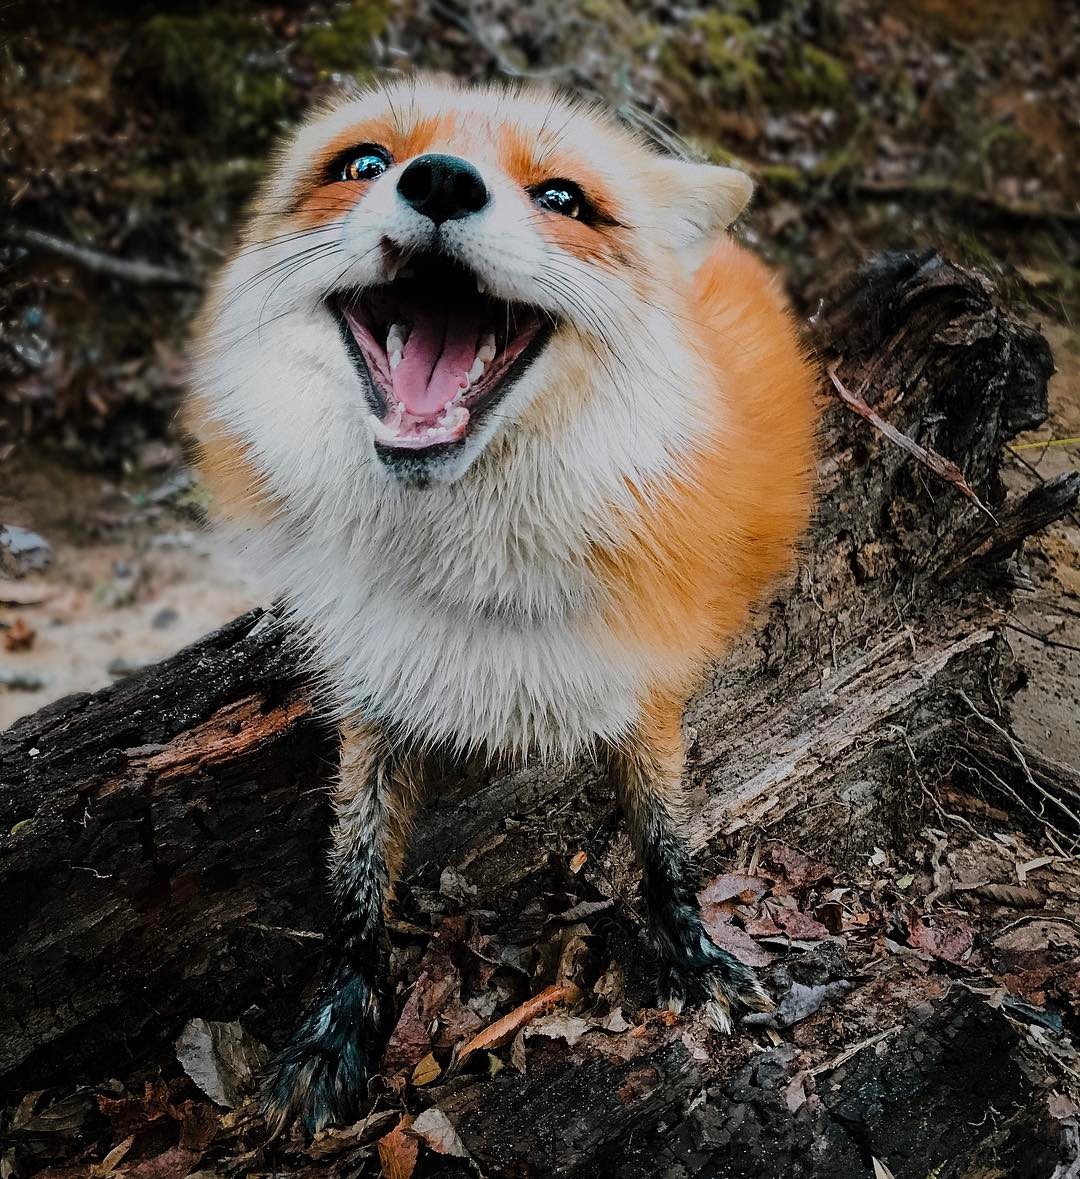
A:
196 77 753 486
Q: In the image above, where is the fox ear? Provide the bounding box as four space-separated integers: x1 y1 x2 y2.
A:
653 159 754 255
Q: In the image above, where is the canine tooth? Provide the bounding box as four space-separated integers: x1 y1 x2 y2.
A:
387 323 408 350
468 357 484 382
477 333 496 363
389 349 403 369
476 278 487 294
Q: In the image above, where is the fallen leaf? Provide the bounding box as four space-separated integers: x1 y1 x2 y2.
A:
174 1019 268 1109
965 883 1043 907
763 843 833 891
907 913 975 965
91 1135 135 1177
125 1148 201 1179
456 981 581 1064
774 909 829 940
700 911 773 967
4 616 35 651
569 850 587 874
307 1110 398 1159
409 1107 470 1160
377 1115 419 1179
815 901 845 933
995 919 1080 953
872 1158 896 1179
16 1091 94 1135
698 873 770 907
412 1053 442 1086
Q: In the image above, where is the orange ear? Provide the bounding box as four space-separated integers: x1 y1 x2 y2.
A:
651 160 754 254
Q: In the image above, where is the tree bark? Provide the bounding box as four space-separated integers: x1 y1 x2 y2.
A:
2 253 1078 1177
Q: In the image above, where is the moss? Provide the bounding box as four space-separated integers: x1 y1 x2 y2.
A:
661 11 766 107
758 163 807 193
782 44 850 108
126 13 293 153
300 2 390 76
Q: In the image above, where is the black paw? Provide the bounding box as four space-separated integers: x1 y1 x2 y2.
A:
261 976 384 1138
659 934 773 1034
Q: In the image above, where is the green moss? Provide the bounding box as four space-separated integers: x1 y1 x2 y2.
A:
783 45 850 108
661 11 766 107
300 2 389 76
758 163 807 193
127 13 293 153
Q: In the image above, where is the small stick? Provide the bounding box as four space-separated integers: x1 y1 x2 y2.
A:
6 225 196 289
828 361 996 521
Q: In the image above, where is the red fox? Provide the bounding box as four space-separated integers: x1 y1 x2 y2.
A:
184 75 818 1135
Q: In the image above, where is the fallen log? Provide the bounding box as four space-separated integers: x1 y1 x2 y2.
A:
2 252 1078 1177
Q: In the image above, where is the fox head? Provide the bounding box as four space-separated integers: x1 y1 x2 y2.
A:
191 76 753 489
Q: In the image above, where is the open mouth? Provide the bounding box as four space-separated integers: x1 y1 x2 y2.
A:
331 254 551 456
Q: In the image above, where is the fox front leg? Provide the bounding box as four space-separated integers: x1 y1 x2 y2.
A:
606 696 773 1030
262 721 425 1137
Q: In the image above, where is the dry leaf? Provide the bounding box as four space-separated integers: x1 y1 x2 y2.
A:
763 843 833 890
698 873 770 907
4 616 35 651
412 1053 442 1086
569 850 587 874
967 883 1042 907
907 913 975 965
377 1115 418 1179
872 1158 896 1179
174 1019 268 1109
91 1136 135 1177
456 981 581 1064
409 1107 470 1160
774 909 830 940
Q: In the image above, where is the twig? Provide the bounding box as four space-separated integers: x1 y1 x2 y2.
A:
808 1025 903 1076
5 225 196 288
827 362 996 521
958 690 1080 838
1006 622 1080 656
1005 445 1080 531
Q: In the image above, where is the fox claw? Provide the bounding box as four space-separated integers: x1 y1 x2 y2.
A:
660 943 773 1034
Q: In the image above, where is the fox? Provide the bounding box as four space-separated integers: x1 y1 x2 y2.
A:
183 75 818 1135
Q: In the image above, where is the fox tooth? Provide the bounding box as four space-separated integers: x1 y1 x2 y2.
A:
477 333 496 363
468 357 485 382
387 323 408 351
390 349 403 369
476 278 487 294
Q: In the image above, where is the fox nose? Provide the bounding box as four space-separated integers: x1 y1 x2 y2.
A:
397 154 489 225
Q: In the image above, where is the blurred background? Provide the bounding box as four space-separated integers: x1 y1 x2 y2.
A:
1 0 1078 728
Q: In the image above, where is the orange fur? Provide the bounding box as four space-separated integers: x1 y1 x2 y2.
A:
180 395 279 522
594 237 818 696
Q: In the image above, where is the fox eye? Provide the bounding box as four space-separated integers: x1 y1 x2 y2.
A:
341 145 392 182
533 181 585 219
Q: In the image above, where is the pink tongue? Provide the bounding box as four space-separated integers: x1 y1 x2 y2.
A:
392 308 479 416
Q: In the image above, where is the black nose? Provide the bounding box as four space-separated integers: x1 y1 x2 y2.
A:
397 154 489 225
